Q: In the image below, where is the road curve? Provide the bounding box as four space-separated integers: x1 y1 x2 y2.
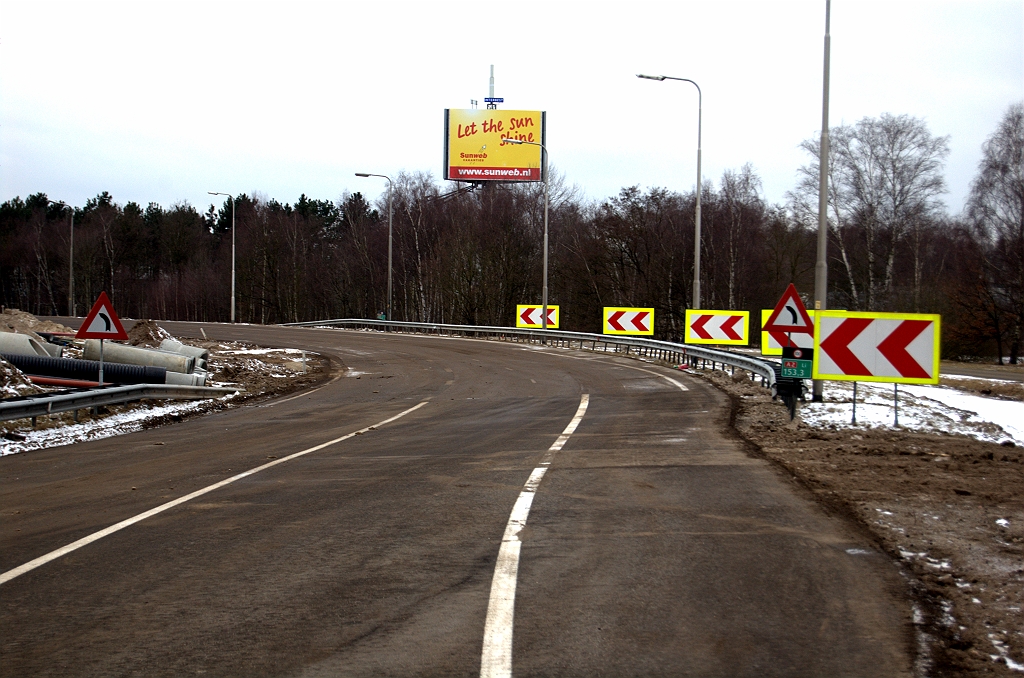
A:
1 323 913 677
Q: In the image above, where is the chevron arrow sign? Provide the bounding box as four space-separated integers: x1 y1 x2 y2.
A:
812 311 941 384
684 309 750 345
603 307 653 335
516 305 559 328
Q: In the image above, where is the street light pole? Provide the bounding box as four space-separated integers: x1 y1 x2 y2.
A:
501 138 550 329
208 192 236 323
812 0 832 402
48 200 75 316
637 74 702 309
355 173 394 321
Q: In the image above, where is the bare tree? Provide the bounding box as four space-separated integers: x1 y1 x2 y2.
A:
967 102 1024 361
794 115 948 310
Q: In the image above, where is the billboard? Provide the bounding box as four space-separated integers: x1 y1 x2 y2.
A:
444 109 546 182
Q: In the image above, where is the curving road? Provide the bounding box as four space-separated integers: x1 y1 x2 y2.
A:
1 324 913 677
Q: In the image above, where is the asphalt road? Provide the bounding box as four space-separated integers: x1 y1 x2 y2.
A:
1 324 914 677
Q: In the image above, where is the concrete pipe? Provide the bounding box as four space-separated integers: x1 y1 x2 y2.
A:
159 338 210 363
83 340 194 374
164 370 208 386
0 332 63 359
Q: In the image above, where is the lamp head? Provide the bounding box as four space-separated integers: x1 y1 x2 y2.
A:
636 74 666 81
355 173 371 177
501 137 524 145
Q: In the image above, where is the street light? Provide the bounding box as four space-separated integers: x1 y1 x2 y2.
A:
208 192 236 323
500 137 551 329
637 73 703 309
48 200 75 316
355 173 394 321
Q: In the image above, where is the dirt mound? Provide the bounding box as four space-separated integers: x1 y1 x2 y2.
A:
127 319 173 347
0 308 75 344
1 356 44 398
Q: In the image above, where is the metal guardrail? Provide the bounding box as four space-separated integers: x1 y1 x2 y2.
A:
284 318 782 390
0 384 238 423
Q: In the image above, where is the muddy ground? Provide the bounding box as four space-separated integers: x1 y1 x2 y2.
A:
698 368 1023 676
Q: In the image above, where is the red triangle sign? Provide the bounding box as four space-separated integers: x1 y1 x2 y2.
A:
763 283 814 335
77 292 129 340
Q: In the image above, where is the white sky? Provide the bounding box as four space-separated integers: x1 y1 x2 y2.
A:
2 1 1021 214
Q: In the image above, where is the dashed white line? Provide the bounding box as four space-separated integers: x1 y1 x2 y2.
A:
0 401 429 586
480 393 589 678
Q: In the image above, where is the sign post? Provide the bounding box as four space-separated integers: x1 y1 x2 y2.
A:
76 292 129 385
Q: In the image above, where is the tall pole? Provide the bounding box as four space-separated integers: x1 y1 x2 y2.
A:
541 145 549 329
69 207 74 316
501 138 550 328
636 74 702 308
386 180 394 321
812 0 831 402
355 173 394 320
231 197 236 323
208 192 236 323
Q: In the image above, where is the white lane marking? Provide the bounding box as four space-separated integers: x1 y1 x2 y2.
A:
481 394 589 678
0 401 429 586
267 385 325 406
531 350 689 391
622 364 689 391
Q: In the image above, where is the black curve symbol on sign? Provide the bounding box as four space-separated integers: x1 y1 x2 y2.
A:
786 307 798 324
99 312 112 331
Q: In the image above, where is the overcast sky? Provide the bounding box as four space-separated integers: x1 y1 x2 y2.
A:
2 1 1021 216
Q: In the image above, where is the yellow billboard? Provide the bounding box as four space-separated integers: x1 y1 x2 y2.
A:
444 109 545 182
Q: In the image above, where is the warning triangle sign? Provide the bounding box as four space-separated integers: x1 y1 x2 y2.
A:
76 291 129 340
763 283 814 335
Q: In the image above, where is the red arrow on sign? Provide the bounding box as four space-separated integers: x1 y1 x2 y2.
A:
608 311 626 332
630 311 649 332
545 308 556 324
520 307 537 325
720 315 743 341
691 314 712 339
877 319 931 379
819 317 873 376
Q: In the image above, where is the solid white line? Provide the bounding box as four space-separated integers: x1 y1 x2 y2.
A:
481 393 589 678
0 401 429 586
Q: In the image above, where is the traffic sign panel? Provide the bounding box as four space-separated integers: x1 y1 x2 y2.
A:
516 305 559 328
603 307 653 335
761 309 814 355
76 292 129 340
812 311 940 384
684 309 749 345
763 283 814 334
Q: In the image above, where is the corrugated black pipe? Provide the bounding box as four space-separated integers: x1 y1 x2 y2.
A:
2 354 166 385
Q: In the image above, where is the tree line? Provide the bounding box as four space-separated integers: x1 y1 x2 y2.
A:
2 104 1021 360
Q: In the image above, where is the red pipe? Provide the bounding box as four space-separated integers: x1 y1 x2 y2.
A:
28 375 101 388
